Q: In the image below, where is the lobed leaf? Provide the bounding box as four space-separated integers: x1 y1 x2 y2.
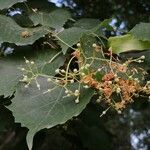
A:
0 15 50 45
0 48 64 97
8 78 94 149
30 9 71 29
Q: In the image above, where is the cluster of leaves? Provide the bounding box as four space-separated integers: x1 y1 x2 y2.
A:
0 0 150 149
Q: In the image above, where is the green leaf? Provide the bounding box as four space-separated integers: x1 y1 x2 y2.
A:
57 18 106 54
0 0 26 10
100 18 114 31
0 48 64 97
74 18 100 30
80 34 105 79
57 27 87 54
74 18 106 39
8 78 94 149
80 33 103 58
108 34 150 54
30 9 71 29
0 15 50 45
33 51 65 76
120 50 150 70
130 23 150 41
12 13 34 27
0 58 22 97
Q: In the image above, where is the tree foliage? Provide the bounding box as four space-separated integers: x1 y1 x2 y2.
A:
0 0 150 149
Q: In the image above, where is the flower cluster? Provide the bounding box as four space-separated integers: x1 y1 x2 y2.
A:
19 42 150 116
72 43 149 115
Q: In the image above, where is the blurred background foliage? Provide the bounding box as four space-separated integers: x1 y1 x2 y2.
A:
0 0 150 150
